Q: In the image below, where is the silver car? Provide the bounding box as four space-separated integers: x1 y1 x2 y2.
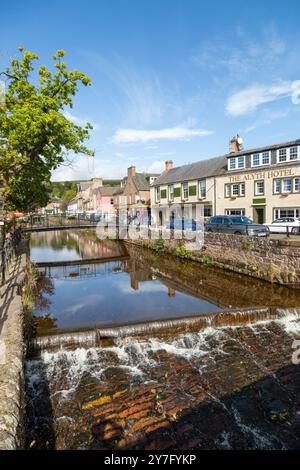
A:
206 215 270 236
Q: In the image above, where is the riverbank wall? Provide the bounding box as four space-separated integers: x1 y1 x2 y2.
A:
125 232 300 287
0 242 27 450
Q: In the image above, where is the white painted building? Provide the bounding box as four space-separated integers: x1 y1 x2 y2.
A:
151 137 300 225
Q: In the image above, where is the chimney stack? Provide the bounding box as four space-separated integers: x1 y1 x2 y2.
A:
230 135 243 153
165 160 173 171
128 166 136 178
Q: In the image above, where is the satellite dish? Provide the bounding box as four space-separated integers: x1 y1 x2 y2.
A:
237 137 244 145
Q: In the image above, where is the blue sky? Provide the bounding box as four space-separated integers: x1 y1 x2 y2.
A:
2 0 300 180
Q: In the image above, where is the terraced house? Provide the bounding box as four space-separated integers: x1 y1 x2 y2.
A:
150 157 227 225
115 166 160 221
151 137 300 225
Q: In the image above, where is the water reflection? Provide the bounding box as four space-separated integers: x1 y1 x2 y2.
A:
30 229 300 335
30 230 126 263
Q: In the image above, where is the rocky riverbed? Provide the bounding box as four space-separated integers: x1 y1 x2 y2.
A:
25 308 300 450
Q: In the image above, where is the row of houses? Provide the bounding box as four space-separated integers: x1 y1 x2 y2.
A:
63 135 300 225
67 168 160 221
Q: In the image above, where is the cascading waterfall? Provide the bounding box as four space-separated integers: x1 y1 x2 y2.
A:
30 307 300 352
26 305 300 449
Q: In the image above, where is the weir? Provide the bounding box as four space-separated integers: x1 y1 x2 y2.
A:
30 307 300 351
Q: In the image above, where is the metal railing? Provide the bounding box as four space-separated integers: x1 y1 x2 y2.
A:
0 228 22 285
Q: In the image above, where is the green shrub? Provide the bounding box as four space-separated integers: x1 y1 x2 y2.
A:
173 245 192 259
200 255 213 266
152 239 165 252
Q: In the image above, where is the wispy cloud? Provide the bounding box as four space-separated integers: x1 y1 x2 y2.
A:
242 109 290 134
82 53 166 127
113 125 213 144
146 160 165 173
192 24 288 86
51 154 127 181
226 81 300 116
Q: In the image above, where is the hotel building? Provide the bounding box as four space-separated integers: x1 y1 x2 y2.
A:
151 137 300 225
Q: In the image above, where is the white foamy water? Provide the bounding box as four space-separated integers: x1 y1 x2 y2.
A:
25 308 300 450
27 307 300 401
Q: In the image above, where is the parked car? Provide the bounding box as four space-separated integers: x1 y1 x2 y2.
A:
166 218 198 231
205 215 270 236
265 217 300 234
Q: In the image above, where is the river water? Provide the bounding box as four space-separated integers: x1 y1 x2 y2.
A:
25 229 300 450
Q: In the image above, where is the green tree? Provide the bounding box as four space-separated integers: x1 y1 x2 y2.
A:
0 47 94 215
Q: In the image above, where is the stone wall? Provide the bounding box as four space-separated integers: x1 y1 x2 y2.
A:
0 247 26 450
126 232 300 287
202 233 300 286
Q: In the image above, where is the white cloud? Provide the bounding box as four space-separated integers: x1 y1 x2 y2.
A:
226 81 300 116
63 111 99 130
146 160 165 173
51 155 127 181
113 126 213 144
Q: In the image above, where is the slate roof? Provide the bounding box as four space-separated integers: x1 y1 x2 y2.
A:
78 182 92 191
113 187 124 196
153 156 227 186
226 139 300 158
99 186 121 196
133 173 160 191
152 139 300 186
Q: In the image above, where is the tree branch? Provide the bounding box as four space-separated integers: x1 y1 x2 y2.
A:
0 71 17 81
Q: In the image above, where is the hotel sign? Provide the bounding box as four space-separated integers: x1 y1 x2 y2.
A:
228 168 294 183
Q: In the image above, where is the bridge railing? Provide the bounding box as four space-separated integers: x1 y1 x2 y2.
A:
21 214 99 230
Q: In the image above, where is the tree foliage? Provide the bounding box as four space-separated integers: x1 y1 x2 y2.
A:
0 47 94 213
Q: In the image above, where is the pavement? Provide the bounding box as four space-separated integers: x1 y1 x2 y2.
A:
0 244 26 450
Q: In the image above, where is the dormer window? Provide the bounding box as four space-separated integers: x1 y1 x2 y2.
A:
252 153 260 166
277 146 299 163
229 158 236 170
150 176 157 184
290 146 298 160
228 156 245 171
251 151 270 167
262 151 270 165
237 156 245 168
278 148 287 162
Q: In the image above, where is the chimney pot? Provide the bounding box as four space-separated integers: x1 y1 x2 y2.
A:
165 160 173 171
